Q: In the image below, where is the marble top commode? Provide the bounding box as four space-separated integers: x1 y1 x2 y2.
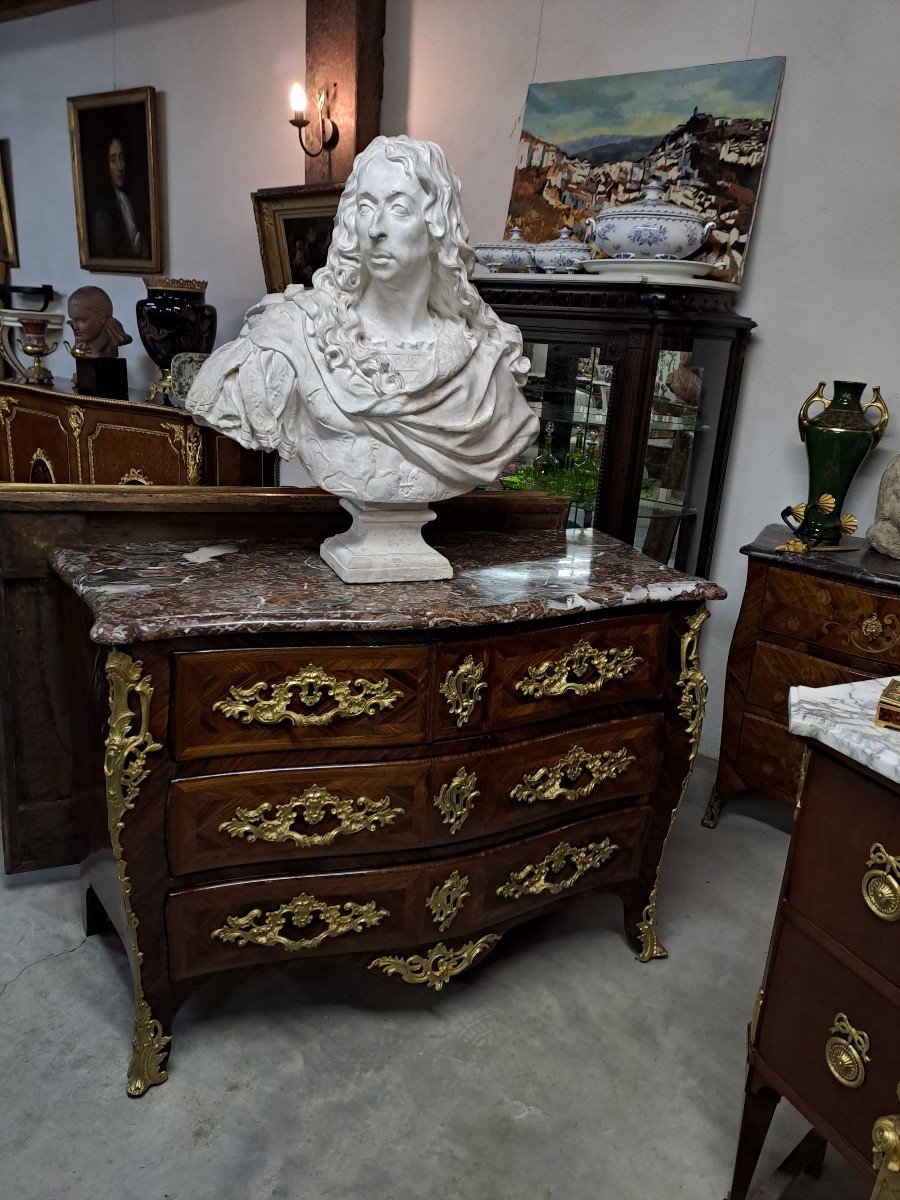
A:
789 677 900 785
50 529 725 645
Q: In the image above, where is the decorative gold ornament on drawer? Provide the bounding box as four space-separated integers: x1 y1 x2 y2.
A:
872 1087 900 1200
825 1012 871 1088
29 447 56 482
514 640 642 700
368 934 500 991
862 843 900 922
823 610 900 654
219 785 403 848
67 405 85 437
497 837 618 901
104 649 170 1097
439 655 487 726
426 871 470 932
213 666 403 727
119 467 153 485
434 766 479 834
211 892 388 952
511 744 635 806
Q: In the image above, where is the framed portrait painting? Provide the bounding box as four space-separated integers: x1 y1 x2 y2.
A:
67 86 162 274
251 184 341 293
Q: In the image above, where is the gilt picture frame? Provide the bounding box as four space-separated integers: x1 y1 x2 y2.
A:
251 183 342 293
67 86 162 274
0 146 18 268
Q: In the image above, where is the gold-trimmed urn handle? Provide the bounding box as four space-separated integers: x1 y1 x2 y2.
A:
862 843 900 922
864 386 890 445
798 381 828 439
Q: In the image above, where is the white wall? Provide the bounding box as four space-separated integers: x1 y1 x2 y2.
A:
0 0 306 392
382 0 900 751
2 0 899 751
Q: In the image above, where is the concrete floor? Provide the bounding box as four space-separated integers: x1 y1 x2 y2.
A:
0 757 867 1200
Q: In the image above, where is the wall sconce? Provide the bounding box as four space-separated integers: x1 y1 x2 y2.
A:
289 82 339 157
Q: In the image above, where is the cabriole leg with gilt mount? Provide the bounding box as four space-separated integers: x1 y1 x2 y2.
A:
102 647 174 1097
618 606 710 962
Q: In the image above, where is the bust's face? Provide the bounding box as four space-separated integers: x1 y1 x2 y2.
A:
68 298 105 344
355 155 430 286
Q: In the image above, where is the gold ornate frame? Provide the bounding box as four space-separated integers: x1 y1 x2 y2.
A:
0 146 17 268
251 183 342 293
67 86 162 274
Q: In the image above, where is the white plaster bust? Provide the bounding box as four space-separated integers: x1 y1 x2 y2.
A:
186 135 539 581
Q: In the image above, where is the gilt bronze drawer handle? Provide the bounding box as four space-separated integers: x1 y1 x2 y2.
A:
439 655 487 727
510 744 635 806
218 785 402 848
823 611 900 654
368 934 500 991
862 843 900 922
426 871 470 932
515 640 642 700
211 892 388 952
825 1012 871 1089
212 666 402 727
496 837 618 901
433 767 479 834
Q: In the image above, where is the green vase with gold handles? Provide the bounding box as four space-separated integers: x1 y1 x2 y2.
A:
779 380 889 550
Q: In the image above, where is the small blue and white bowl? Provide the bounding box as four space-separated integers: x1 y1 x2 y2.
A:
474 227 534 273
531 227 593 273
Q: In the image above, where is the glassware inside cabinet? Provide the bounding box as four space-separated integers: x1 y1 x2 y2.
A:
502 341 614 530
636 337 731 569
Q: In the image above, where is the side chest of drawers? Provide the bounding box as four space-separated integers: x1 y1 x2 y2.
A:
706 527 900 828
70 602 710 1097
727 744 900 1199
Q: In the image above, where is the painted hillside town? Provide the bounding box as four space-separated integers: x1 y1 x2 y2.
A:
506 58 785 283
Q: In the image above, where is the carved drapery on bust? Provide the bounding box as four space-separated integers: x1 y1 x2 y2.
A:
186 135 539 581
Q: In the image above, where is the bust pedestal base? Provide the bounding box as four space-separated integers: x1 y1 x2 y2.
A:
320 498 454 583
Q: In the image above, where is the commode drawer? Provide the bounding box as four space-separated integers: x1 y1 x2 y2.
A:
761 569 900 666
747 642 867 721
170 645 430 759
167 761 428 875
789 749 900 990
488 614 668 730
166 806 650 981
735 711 805 798
756 920 900 1165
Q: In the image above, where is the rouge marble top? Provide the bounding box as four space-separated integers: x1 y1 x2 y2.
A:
789 677 900 785
50 529 725 646
744 525 900 590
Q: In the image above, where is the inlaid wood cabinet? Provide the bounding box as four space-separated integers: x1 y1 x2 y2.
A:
58 534 718 1096
706 526 900 827
727 741 900 1199
0 378 274 486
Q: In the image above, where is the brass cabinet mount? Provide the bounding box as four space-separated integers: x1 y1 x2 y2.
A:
439 655 487 726
369 935 500 991
511 744 635 806
862 843 900 922
426 871 470 932
497 837 618 901
515 640 642 700
824 1012 871 1089
213 666 403 728
211 891 388 952
219 785 403 848
433 767 479 835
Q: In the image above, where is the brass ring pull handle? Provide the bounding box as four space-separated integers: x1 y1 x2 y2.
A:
863 385 890 445
862 843 900 922
825 1012 870 1089
858 614 885 644
798 381 828 441
871 1086 900 1199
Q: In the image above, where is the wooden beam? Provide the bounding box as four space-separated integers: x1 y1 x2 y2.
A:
0 0 94 21
304 0 385 186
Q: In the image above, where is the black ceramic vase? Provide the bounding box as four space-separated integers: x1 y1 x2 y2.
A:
136 277 217 403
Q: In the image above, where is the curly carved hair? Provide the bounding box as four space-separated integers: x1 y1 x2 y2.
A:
309 135 527 396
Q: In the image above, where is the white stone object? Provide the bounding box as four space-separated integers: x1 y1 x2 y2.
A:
586 182 715 261
788 676 900 785
531 227 592 274
186 135 539 583
866 453 900 559
474 227 534 272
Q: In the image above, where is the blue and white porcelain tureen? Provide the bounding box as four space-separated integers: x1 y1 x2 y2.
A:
587 182 715 261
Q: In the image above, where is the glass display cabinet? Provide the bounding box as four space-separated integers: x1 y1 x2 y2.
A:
475 276 755 577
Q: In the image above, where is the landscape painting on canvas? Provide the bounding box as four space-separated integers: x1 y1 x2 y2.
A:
506 57 785 282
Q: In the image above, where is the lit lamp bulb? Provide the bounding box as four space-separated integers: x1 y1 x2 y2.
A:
288 79 339 157
289 82 307 121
